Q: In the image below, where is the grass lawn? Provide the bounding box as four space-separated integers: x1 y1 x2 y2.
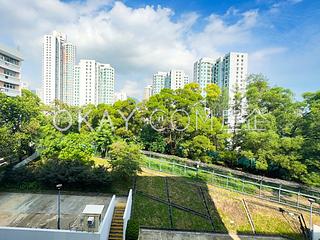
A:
132 194 171 228
132 168 311 238
247 202 304 239
172 208 212 231
168 178 208 215
136 176 166 200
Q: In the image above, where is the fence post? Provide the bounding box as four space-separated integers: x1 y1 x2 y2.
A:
184 164 187 175
211 171 214 184
278 185 282 203
160 163 162 172
259 179 262 197
226 176 229 188
297 189 300 208
148 158 151 169
242 179 245 193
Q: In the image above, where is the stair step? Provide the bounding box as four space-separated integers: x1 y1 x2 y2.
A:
110 227 123 231
110 229 123 232
111 222 123 225
109 234 123 238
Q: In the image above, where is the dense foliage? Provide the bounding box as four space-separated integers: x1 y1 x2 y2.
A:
0 74 319 187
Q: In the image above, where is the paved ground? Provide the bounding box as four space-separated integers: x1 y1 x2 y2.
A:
139 229 287 240
0 192 112 230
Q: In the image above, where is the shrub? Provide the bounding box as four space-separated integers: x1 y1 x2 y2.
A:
126 219 139 240
35 158 111 189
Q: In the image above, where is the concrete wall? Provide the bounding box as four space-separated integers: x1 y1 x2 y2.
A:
99 195 116 240
123 189 133 240
0 226 99 240
313 225 320 240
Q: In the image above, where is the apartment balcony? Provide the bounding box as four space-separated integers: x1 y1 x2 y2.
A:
0 87 21 97
0 58 21 73
0 73 20 85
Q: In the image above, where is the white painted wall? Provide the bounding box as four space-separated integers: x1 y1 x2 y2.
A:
123 189 133 240
99 195 116 240
0 226 99 240
313 225 320 240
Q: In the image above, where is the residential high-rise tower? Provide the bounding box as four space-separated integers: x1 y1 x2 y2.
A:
193 57 214 91
74 60 114 106
42 31 76 105
152 71 167 95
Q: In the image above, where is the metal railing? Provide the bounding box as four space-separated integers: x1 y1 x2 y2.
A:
141 156 320 215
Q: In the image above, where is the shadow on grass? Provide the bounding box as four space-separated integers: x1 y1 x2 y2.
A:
131 174 227 233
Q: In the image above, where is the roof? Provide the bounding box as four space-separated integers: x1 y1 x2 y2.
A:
82 205 105 215
0 42 23 61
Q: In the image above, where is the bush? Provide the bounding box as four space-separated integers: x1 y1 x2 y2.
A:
126 219 139 240
35 158 111 189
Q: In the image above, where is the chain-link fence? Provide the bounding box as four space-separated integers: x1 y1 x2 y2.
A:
141 156 320 215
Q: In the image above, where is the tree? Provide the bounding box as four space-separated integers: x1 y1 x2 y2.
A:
94 120 113 157
140 125 166 153
109 141 142 180
39 126 94 162
0 90 43 160
296 91 320 185
180 135 215 163
0 125 20 160
236 75 309 182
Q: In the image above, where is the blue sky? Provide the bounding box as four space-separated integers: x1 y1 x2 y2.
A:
0 0 319 99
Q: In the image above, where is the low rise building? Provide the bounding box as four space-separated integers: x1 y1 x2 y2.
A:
0 43 23 97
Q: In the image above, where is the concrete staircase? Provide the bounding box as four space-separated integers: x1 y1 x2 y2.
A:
108 203 126 240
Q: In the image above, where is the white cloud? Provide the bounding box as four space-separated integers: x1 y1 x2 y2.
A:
250 47 287 61
120 80 143 98
187 8 259 58
0 0 286 99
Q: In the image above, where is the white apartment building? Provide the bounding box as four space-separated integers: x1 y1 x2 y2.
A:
213 52 248 104
165 70 189 90
74 60 115 106
214 52 248 128
0 43 23 97
193 57 214 91
42 31 66 104
193 52 248 128
73 65 80 106
62 42 76 105
143 85 153 100
42 31 76 105
97 64 114 105
152 71 167 94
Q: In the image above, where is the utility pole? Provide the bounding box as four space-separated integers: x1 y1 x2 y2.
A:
56 184 63 230
308 198 315 239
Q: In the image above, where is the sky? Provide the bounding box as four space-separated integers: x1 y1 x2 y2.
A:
0 0 319 99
